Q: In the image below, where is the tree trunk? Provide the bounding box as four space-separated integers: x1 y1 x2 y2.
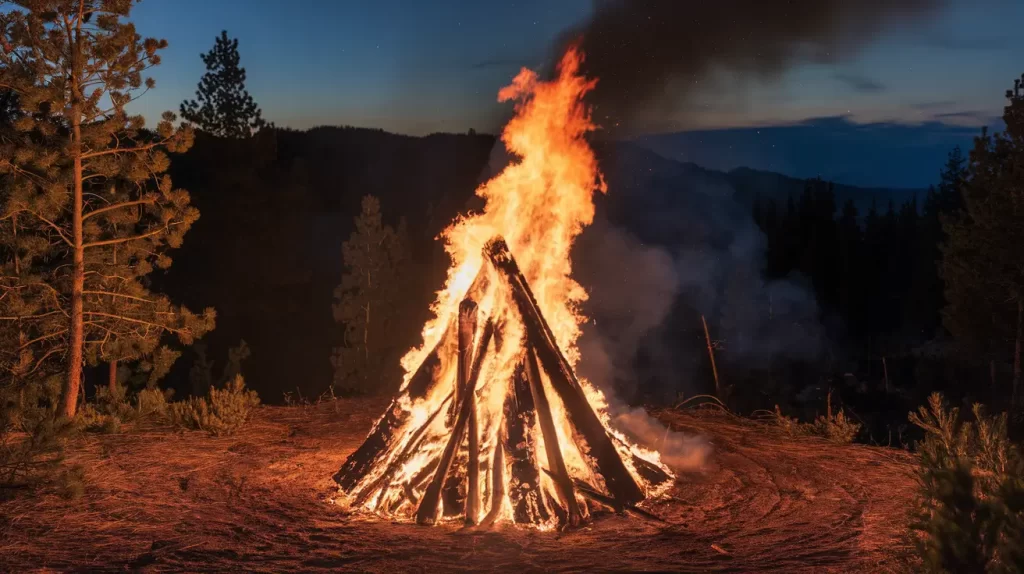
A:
1013 299 1022 410
108 360 118 394
59 17 85 420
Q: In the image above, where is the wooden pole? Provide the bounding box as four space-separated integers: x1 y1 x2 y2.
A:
525 347 582 527
416 316 494 525
701 315 720 399
882 356 889 393
485 238 645 507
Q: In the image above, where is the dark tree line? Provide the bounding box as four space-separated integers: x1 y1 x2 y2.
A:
748 74 1024 427
753 147 964 350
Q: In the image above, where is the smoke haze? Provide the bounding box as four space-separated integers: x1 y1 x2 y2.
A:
558 0 946 131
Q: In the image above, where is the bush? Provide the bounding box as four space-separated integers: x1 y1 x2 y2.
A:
808 394 861 444
909 393 1024 573
136 386 172 420
0 376 76 495
170 375 260 436
771 391 861 444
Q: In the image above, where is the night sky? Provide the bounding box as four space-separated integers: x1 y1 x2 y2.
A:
128 0 1023 187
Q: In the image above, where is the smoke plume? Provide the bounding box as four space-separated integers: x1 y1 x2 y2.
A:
558 0 945 130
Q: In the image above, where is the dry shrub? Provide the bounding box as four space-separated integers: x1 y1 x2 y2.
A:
771 392 861 444
0 376 76 495
170 375 260 436
136 387 172 419
910 392 1024 573
809 394 861 444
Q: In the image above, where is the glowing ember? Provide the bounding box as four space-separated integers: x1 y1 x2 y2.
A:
333 47 672 529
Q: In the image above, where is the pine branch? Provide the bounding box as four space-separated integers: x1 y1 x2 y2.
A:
0 209 74 247
81 198 154 221
82 311 185 333
80 139 168 160
83 224 176 249
81 290 156 304
18 329 69 349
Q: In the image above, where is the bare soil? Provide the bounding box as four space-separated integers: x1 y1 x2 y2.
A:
0 399 920 572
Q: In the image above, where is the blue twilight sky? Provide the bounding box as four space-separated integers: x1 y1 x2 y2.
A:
125 0 1023 187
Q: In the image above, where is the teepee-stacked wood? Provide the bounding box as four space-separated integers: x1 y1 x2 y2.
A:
334 237 670 528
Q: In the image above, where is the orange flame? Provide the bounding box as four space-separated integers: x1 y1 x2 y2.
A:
347 47 670 527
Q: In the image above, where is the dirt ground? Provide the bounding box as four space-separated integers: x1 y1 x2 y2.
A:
0 399 921 572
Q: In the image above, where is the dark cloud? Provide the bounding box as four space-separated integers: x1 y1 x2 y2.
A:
555 0 947 131
833 73 886 94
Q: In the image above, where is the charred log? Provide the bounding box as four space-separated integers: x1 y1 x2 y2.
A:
485 238 645 506
478 432 505 528
333 332 447 492
388 458 441 513
631 453 672 487
525 347 582 527
351 392 453 509
504 361 550 524
462 300 482 525
416 316 495 525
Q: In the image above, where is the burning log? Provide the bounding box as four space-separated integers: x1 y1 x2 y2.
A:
477 432 505 528
541 469 666 524
453 299 478 420
485 238 646 506
333 331 447 492
460 302 482 525
388 458 440 513
415 315 495 525
525 347 583 526
350 391 453 509
630 453 672 487
504 361 551 524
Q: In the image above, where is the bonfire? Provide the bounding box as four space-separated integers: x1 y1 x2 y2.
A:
333 48 672 529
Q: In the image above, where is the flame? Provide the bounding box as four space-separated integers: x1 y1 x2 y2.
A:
344 47 671 527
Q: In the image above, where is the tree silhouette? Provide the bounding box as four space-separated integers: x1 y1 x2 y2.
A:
180 31 266 138
331 196 409 394
0 0 214 417
942 74 1024 415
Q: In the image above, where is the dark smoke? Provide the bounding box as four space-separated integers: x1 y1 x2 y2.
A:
559 0 945 130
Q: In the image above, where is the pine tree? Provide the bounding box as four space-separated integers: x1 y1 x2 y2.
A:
331 196 408 394
0 1 214 417
837 199 861 327
180 31 266 138
942 73 1024 414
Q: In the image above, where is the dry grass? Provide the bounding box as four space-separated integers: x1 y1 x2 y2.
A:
0 399 920 572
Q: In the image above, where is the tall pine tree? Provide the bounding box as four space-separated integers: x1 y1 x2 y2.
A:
0 0 214 417
331 196 408 394
942 73 1024 414
180 31 266 138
